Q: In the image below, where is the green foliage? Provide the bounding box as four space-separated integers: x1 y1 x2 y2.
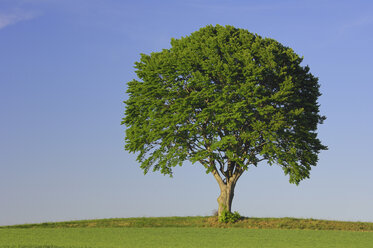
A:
218 210 242 223
123 24 327 184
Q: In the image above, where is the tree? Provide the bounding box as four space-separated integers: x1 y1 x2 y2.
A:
123 25 327 217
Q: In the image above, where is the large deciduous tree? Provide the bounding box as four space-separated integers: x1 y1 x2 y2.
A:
123 25 327 216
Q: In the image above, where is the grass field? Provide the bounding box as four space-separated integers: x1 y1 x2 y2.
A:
3 216 373 232
1 217 373 248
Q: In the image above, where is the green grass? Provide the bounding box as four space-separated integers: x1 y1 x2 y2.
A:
1 227 373 248
3 216 373 232
1 217 373 248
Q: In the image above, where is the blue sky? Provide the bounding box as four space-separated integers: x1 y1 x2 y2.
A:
1 0 373 226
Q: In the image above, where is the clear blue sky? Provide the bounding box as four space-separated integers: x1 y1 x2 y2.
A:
1 0 373 226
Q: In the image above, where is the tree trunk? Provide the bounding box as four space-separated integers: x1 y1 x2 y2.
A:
209 162 243 217
217 181 236 215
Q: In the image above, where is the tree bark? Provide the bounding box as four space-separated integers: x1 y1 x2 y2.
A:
217 181 236 215
209 161 244 217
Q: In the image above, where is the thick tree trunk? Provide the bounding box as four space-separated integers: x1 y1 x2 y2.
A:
217 181 236 215
208 161 244 217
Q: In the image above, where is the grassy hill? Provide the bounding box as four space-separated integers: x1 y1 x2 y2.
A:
2 217 373 248
2 216 373 232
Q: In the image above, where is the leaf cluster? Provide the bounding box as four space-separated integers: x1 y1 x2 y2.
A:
218 210 242 223
123 25 326 184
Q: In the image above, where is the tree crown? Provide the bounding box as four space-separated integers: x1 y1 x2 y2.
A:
123 24 326 184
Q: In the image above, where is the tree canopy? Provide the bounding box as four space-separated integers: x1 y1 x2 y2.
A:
123 24 326 215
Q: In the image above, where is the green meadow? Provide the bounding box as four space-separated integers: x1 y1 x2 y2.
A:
1 217 373 248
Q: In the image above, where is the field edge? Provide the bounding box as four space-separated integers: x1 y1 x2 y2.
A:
2 216 373 232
